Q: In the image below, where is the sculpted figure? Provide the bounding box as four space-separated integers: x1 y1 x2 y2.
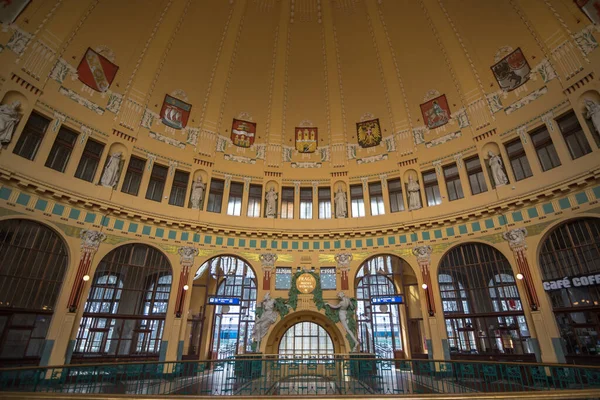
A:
488 151 508 187
0 101 21 145
584 99 600 135
265 187 278 218
334 188 347 218
407 176 422 211
190 177 205 209
327 292 360 352
100 152 122 188
253 293 278 348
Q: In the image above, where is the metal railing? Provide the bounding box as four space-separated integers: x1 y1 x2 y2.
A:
1 356 600 397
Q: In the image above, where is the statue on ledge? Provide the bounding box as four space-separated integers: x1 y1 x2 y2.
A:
253 292 278 349
326 292 360 352
0 101 21 145
334 187 347 218
265 187 278 218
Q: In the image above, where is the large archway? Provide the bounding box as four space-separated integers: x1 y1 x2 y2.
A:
191 255 257 360
538 217 600 365
355 254 423 359
438 242 534 362
0 219 69 367
264 310 347 355
72 243 173 363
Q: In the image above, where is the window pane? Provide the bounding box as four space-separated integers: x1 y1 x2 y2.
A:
557 111 591 159
207 179 224 213
74 139 105 182
45 127 77 172
145 164 168 202
275 267 292 290
121 157 145 196
227 182 243 216
168 170 189 207
388 179 404 212
13 112 50 161
247 184 262 217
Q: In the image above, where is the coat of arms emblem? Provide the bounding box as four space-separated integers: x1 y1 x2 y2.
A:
295 127 318 153
77 48 119 93
231 118 256 148
576 0 600 25
356 118 382 148
160 94 191 130
491 48 531 92
0 0 30 24
420 94 451 130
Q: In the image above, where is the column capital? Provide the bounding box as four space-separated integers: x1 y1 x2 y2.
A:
335 252 353 271
178 246 199 268
80 229 106 254
412 245 433 267
503 227 528 252
259 252 278 271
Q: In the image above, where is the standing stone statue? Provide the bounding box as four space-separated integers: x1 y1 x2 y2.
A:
265 187 278 218
253 292 278 348
327 292 360 352
100 152 122 188
584 98 600 135
334 187 347 218
0 101 21 145
407 175 422 211
488 151 508 187
190 176 205 209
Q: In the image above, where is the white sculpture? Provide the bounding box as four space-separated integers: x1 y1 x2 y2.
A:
265 187 278 218
252 293 278 348
327 292 360 352
80 229 106 252
0 101 21 145
584 98 600 135
503 227 528 251
190 177 205 209
407 175 422 211
100 152 122 188
488 151 508 187
334 188 347 218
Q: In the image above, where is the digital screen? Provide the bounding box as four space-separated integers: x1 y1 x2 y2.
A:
208 296 241 305
370 295 404 305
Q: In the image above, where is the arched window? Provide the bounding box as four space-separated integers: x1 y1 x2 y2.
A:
278 322 334 358
0 219 68 366
539 218 600 363
355 255 412 359
438 243 533 361
194 256 257 360
73 244 172 363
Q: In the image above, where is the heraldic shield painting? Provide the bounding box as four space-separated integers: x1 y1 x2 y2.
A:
491 48 531 92
295 127 318 153
420 94 451 130
77 48 119 93
356 119 382 148
231 119 256 148
160 95 191 130
0 0 30 24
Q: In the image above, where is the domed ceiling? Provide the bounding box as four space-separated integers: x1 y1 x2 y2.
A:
2 0 597 177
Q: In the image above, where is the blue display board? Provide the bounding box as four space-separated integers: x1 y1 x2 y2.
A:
208 296 241 305
370 295 404 305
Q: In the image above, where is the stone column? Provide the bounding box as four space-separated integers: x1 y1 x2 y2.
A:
412 245 435 316
335 252 353 291
174 246 199 318
67 230 106 312
260 253 278 290
503 228 539 311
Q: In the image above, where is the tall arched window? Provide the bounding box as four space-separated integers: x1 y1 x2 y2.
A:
195 256 257 360
438 243 533 361
539 218 600 363
0 219 69 366
73 244 172 363
278 322 334 358
356 255 412 359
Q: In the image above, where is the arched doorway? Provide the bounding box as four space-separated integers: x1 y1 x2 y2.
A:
0 219 69 366
191 256 257 360
72 243 172 363
278 321 334 358
539 218 600 364
355 255 423 359
438 243 534 361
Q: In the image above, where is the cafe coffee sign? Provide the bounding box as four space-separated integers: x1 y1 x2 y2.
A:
296 273 317 294
543 273 600 291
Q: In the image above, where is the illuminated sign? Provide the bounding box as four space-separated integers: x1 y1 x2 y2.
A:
371 295 404 305
543 274 600 291
208 296 241 305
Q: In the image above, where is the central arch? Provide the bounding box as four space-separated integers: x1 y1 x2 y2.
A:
264 310 348 355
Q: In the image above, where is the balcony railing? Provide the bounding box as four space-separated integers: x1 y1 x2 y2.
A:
1 356 600 397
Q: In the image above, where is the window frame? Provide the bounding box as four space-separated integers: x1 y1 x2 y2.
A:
556 110 592 160
443 163 464 202
299 187 313 220
145 163 168 202
465 156 488 195
44 126 78 173
388 178 405 213
227 181 244 216
74 138 105 183
247 184 262 218
368 181 385 216
504 138 533 182
206 178 225 214
13 112 50 161
422 170 442 207
280 187 294 219
530 126 561 171
350 184 366 217
121 156 146 196
168 170 190 207
318 187 331 219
